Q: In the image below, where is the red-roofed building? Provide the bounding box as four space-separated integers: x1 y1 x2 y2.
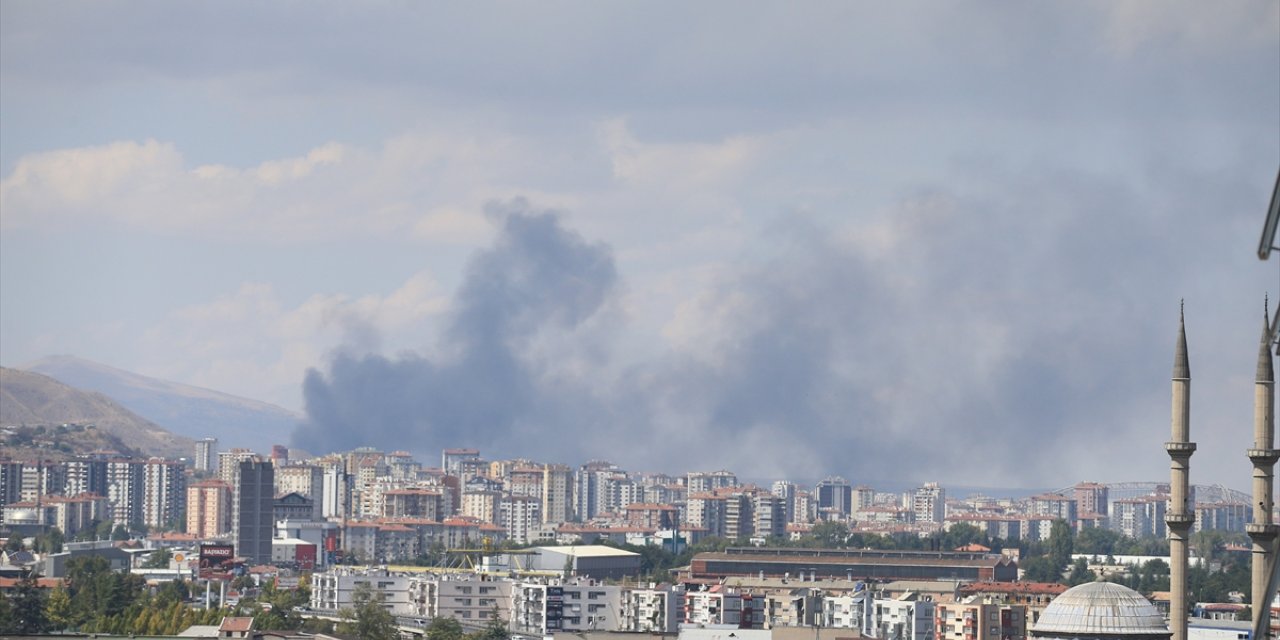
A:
957 581 1068 624
218 616 255 638
626 502 679 528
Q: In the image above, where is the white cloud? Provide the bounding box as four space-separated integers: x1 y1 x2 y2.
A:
134 273 449 410
0 130 562 243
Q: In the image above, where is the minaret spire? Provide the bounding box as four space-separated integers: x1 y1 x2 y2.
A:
1249 297 1279 636
1166 303 1196 640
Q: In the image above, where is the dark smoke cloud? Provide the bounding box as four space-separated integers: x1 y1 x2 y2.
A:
297 160 1271 488
293 200 617 457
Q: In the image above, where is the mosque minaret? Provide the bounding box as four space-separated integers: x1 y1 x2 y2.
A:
1248 301 1278 634
1165 304 1195 640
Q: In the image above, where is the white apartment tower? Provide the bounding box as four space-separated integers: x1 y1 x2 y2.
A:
195 438 217 472
542 463 573 524
913 482 946 524
142 458 186 529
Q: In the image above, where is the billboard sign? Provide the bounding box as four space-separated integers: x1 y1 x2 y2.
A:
199 543 235 578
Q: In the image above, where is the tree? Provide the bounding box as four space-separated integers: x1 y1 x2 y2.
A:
45 584 74 630
472 607 509 640
95 519 114 540
4 572 50 634
337 583 397 640
1066 557 1096 586
811 521 850 548
33 528 64 554
1075 527 1122 556
428 616 466 640
142 547 173 569
940 523 986 550
1021 556 1064 583
1048 519 1074 570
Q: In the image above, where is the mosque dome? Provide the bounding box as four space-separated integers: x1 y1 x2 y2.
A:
1031 581 1170 640
5 508 38 524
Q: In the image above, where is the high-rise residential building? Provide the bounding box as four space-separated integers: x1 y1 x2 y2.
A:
574 461 617 521
687 470 738 494
218 448 257 485
271 444 289 464
462 489 502 524
194 438 218 472
1031 493 1079 530
752 492 785 539
186 479 231 538
772 481 797 524
817 476 853 519
321 465 352 520
106 459 144 526
20 461 66 503
275 464 324 516
600 472 639 516
853 485 876 514
233 458 275 565
793 490 815 524
385 451 421 480
1073 482 1109 517
542 464 573 524
501 495 542 544
686 493 728 538
724 493 754 540
65 459 108 497
441 448 481 476
913 482 946 524
142 458 187 529
506 465 541 498
0 462 23 510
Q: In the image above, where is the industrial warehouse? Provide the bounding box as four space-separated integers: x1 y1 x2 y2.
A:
686 546 1019 583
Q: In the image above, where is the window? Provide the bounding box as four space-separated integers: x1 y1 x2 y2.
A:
459 586 473 594
589 591 604 599
568 592 581 600
480 586 495 594
461 611 472 618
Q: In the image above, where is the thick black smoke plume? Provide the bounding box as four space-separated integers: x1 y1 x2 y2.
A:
292 201 617 457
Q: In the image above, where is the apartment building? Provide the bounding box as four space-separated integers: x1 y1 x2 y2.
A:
935 602 1027 640
186 479 231 538
142 458 186 529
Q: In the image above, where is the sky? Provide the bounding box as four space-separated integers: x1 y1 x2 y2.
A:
1 2 1278 490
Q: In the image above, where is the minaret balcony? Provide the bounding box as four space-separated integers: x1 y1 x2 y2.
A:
1166 513 1196 527
1246 523 1279 539
1165 442 1197 456
1248 448 1280 464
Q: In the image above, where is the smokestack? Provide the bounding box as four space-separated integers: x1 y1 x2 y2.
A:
1165 303 1196 640
1248 301 1278 634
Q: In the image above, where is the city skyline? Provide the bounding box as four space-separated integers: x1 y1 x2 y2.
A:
2 3 1278 489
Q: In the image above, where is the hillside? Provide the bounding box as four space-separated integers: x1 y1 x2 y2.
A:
0 367 192 459
20 355 301 453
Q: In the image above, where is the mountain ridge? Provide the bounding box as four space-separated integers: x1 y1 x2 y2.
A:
18 355 300 453
0 367 192 459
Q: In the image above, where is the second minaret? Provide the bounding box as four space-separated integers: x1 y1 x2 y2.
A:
1248 304 1278 634
1166 305 1196 640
